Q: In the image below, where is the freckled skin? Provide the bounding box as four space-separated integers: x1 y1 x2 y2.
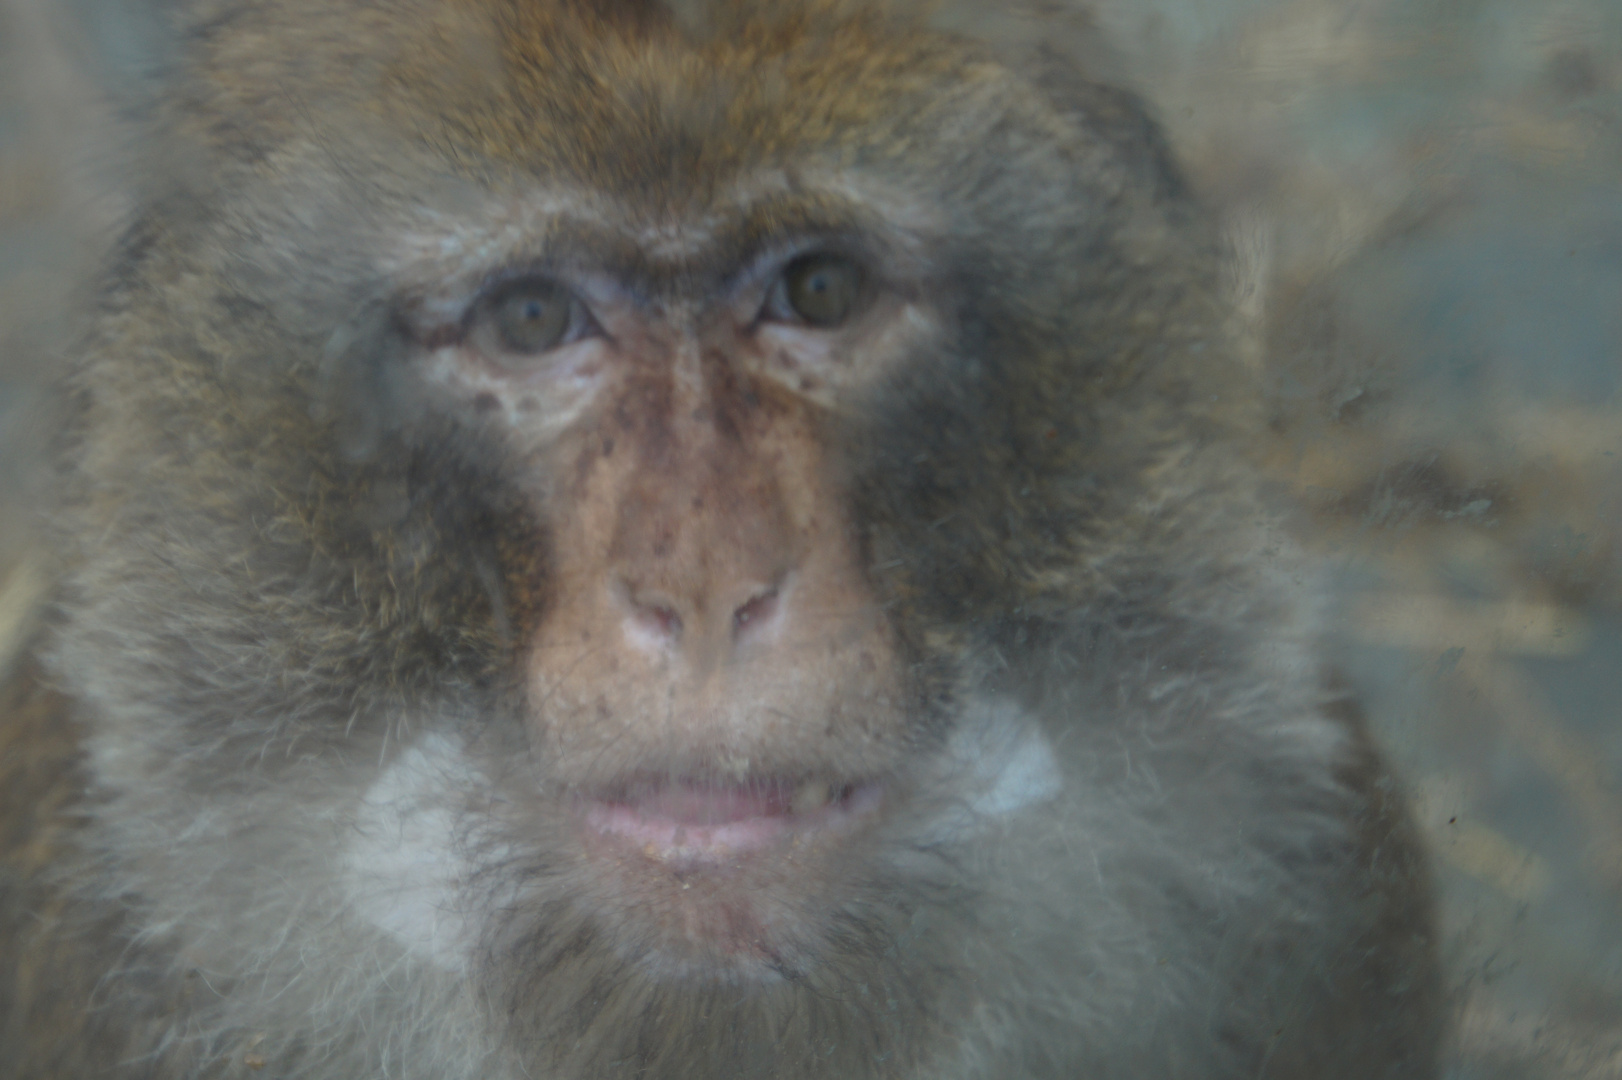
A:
0 2 1439 1079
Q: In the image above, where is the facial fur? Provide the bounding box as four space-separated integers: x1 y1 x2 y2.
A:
0 2 1440 1078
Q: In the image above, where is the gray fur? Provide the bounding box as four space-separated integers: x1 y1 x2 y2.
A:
0 2 1439 1077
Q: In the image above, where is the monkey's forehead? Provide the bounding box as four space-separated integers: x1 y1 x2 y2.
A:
190 0 1054 203
405 1 1010 184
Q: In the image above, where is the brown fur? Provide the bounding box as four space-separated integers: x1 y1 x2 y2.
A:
1 2 1439 1077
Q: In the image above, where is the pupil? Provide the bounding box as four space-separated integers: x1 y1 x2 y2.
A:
780 254 863 327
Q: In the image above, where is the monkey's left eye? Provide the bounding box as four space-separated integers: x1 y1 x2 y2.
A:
764 254 868 328
474 277 592 360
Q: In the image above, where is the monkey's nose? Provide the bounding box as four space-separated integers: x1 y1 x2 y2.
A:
616 579 785 660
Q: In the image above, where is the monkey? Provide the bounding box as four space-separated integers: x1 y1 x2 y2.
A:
0 0 1441 1077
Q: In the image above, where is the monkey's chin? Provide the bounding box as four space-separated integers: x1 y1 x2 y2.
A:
579 778 883 867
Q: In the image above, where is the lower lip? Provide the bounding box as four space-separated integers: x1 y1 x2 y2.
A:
581 782 881 863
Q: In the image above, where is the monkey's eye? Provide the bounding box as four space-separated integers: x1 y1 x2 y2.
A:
766 254 867 328
475 277 589 360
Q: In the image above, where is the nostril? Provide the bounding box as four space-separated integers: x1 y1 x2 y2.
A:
615 578 784 652
636 604 683 640
732 587 779 635
617 582 685 647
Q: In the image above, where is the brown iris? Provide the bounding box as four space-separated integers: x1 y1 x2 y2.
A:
780 254 865 327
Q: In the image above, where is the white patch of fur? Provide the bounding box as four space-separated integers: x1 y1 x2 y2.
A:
636 217 721 258
925 697 1064 841
344 731 494 973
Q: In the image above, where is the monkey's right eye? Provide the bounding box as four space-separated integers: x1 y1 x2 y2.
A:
475 278 589 360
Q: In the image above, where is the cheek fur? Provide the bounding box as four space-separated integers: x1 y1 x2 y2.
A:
10 3 1440 1076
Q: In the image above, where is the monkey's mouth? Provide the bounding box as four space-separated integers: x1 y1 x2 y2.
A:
581 778 882 864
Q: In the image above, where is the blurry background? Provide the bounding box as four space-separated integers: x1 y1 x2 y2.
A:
1090 3 1622 1075
2 1 1620 1075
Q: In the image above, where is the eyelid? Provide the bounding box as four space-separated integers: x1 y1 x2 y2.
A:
553 294 597 347
549 293 601 348
760 273 794 324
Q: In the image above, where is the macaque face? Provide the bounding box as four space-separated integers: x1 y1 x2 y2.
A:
18 4 1440 1077
294 8 1018 982
386 201 942 974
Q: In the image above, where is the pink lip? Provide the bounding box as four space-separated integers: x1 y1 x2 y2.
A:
582 780 880 862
